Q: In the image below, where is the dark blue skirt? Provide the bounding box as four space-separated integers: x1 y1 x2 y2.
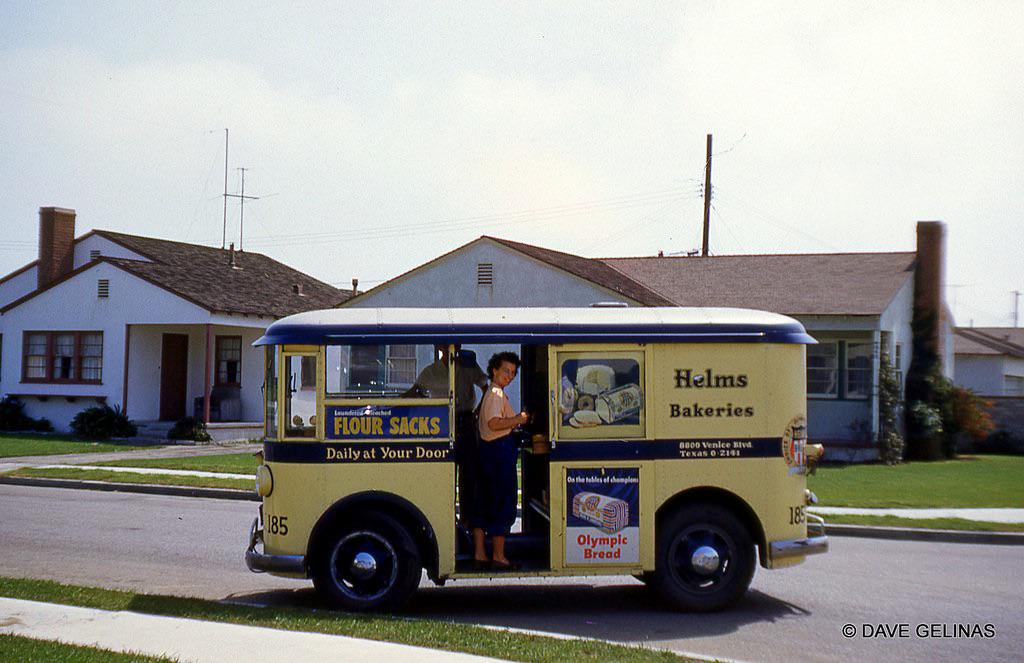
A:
472 433 518 536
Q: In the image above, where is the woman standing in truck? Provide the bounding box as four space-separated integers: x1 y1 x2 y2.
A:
472 351 529 570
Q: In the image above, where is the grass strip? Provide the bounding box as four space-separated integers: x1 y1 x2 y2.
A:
0 434 152 459
0 576 687 662
808 454 1024 508
95 452 259 474
821 514 1024 532
0 634 173 662
6 467 252 491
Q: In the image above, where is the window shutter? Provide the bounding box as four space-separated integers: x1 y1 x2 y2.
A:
97 279 110 298
477 262 494 286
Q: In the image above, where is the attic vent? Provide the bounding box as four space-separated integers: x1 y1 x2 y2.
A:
477 262 494 286
90 249 101 261
97 279 110 298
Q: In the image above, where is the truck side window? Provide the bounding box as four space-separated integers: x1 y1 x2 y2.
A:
557 351 645 439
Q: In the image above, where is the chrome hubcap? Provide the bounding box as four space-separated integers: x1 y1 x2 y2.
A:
690 545 720 575
329 530 398 602
350 552 378 579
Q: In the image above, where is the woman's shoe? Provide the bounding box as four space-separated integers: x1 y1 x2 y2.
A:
472 559 490 571
490 559 519 571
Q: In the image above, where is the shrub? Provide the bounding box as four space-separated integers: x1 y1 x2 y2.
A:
167 417 212 442
877 351 904 464
0 396 53 432
70 405 137 440
974 431 1024 455
932 377 994 459
906 400 942 456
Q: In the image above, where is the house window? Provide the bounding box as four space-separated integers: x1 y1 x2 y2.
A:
807 342 838 397
893 343 904 391
1006 376 1024 397
845 343 873 399
386 345 418 385
22 331 103 383
215 336 242 387
325 344 437 397
80 333 103 381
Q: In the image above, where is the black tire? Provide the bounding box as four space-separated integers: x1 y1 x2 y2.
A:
312 512 421 611
653 503 756 612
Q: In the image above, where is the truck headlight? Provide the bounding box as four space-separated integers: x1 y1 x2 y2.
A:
255 464 274 497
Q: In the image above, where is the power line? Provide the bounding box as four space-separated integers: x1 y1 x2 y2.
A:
245 188 698 248
247 186 692 243
711 188 842 251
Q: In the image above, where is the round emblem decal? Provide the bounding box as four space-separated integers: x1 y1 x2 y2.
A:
782 415 807 474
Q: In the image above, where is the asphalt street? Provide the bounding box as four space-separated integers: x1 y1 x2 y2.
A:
1 484 1020 662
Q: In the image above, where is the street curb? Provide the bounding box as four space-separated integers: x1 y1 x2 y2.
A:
826 523 1024 545
4 475 1023 545
0 475 258 502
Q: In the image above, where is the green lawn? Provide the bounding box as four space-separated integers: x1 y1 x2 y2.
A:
808 455 1024 508
95 452 259 474
8 467 253 491
0 434 152 458
0 634 173 662
0 576 689 662
820 514 1024 532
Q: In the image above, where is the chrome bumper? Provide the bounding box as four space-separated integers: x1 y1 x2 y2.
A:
769 514 830 560
245 517 306 575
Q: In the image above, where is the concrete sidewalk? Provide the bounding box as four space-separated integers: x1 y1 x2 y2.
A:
0 442 260 474
24 464 254 480
810 506 1024 523
0 597 504 663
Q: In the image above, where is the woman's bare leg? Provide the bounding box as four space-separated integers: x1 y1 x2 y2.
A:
473 528 488 562
492 535 508 564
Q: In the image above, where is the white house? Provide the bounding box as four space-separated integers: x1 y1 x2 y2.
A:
343 223 954 458
954 327 1024 397
0 207 350 437
953 327 1024 440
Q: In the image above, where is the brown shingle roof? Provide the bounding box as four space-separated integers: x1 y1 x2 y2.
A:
485 237 675 306
601 252 916 316
92 231 350 317
954 327 1024 358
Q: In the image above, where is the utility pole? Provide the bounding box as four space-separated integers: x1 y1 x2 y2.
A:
1014 290 1021 327
221 129 229 250
225 168 259 251
701 134 712 257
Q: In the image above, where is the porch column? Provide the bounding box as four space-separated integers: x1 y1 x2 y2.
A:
121 324 131 414
203 323 213 423
870 329 881 442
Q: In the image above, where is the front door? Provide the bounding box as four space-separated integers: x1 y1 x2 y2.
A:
159 334 189 420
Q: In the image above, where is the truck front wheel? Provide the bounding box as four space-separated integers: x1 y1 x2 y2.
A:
312 512 421 611
654 503 755 611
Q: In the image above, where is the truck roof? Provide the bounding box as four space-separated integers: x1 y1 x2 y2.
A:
255 307 816 346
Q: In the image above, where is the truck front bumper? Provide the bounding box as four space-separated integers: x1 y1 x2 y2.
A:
769 514 830 560
245 517 306 575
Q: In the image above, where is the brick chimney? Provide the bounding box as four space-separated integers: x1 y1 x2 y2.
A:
913 221 946 359
38 207 76 289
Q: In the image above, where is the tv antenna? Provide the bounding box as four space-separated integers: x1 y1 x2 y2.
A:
225 167 260 251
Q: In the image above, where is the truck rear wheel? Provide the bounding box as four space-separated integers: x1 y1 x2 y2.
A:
654 503 755 611
312 512 421 611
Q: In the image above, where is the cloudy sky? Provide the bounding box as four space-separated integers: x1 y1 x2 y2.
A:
2 1 1021 325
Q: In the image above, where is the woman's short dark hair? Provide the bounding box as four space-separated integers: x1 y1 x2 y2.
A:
487 351 521 379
